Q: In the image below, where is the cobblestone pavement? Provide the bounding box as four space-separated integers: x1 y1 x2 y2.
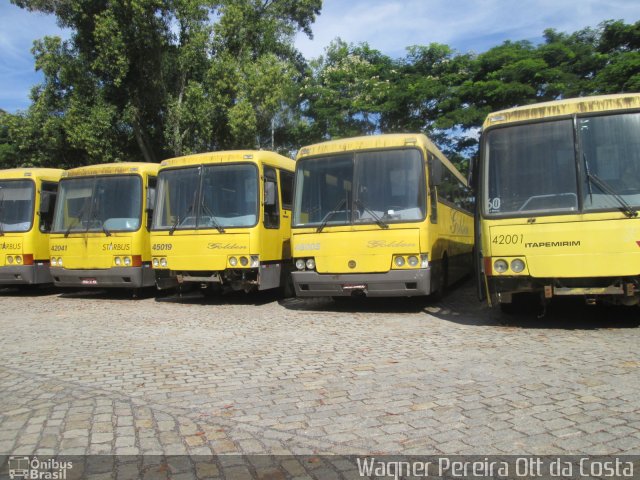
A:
1 280 639 459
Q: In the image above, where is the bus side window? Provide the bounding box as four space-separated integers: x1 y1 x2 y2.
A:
39 181 58 232
264 167 280 229
146 176 157 230
280 171 294 211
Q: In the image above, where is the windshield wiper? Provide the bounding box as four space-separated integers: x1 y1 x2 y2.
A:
64 197 91 237
200 201 225 233
354 199 389 229
87 205 111 237
169 215 182 236
584 154 637 218
317 198 347 233
65 209 87 237
169 194 198 235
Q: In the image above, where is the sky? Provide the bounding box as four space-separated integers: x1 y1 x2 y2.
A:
1 0 639 113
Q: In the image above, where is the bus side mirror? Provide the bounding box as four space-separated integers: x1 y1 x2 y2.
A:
264 181 276 206
467 157 477 192
146 188 156 229
39 192 53 214
430 158 443 186
146 188 156 212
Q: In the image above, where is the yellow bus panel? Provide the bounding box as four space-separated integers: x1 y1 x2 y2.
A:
292 133 474 298
150 150 295 293
0 168 63 285
48 162 159 289
477 93 640 308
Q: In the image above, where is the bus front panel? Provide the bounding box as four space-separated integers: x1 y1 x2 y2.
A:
49 173 155 288
479 102 640 305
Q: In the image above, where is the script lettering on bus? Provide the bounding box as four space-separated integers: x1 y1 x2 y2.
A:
367 240 417 248
449 210 471 235
0 242 22 250
207 243 247 250
102 243 131 251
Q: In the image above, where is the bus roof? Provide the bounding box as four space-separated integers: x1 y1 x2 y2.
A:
63 162 159 178
0 167 64 181
296 133 467 186
159 150 295 172
483 93 640 129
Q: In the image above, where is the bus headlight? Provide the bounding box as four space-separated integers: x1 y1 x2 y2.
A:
15 256 22 265
295 259 306 270
305 258 316 270
57 257 63 267
160 258 168 268
239 256 248 266
114 257 122 266
124 257 132 267
407 255 419 267
511 259 525 273
7 256 14 264
250 255 260 268
153 258 159 268
494 259 508 273
229 256 238 267
420 254 429 268
394 256 405 267
51 257 57 266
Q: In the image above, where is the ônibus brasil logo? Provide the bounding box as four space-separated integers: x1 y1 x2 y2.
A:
7 456 73 480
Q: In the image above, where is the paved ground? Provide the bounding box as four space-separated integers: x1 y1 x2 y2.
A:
1 280 639 460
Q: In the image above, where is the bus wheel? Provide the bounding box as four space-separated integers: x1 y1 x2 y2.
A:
499 292 532 314
432 255 448 300
280 270 295 298
202 283 222 297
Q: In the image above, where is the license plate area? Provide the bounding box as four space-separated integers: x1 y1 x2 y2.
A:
342 283 367 291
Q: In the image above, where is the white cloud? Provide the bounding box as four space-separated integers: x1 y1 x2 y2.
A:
296 0 640 59
1 0 639 112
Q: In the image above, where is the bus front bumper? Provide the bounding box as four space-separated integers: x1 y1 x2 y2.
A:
50 265 155 288
0 263 53 285
292 268 431 297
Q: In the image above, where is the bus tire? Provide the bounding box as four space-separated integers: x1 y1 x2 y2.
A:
432 254 448 300
280 271 295 298
499 292 531 314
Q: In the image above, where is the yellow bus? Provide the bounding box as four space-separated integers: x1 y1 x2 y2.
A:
49 162 159 289
475 93 640 311
291 134 474 298
0 168 63 286
150 150 295 294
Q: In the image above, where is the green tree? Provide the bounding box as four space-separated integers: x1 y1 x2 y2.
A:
301 39 397 141
595 20 640 92
10 0 321 165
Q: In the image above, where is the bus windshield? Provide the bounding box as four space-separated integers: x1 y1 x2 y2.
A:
153 164 258 230
580 112 640 211
293 149 425 227
484 112 640 217
52 175 142 233
0 180 34 233
484 119 578 216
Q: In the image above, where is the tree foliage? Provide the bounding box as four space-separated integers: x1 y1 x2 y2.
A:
4 0 320 168
1 11 638 171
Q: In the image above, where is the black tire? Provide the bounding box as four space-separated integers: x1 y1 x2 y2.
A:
499 292 533 315
432 254 448 300
279 266 296 298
